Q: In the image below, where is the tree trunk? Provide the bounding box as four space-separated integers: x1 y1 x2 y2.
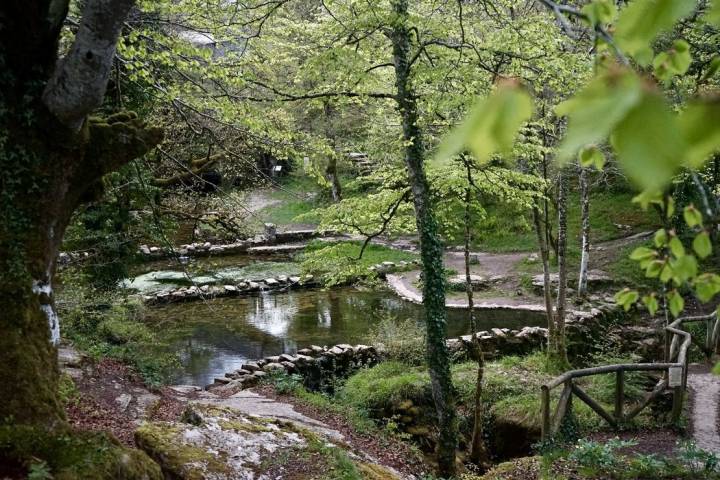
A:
577 167 591 297
0 0 161 427
463 162 489 467
532 203 556 351
389 1 457 475
551 169 570 366
326 155 342 202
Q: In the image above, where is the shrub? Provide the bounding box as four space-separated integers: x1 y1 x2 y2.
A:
368 315 425 366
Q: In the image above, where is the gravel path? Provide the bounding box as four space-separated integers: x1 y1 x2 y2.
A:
688 364 720 453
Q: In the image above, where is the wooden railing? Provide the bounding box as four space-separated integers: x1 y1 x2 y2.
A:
540 313 718 441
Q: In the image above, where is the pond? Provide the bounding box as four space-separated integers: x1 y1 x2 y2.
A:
143 287 547 386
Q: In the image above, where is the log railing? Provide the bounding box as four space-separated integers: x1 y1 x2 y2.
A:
540 313 718 441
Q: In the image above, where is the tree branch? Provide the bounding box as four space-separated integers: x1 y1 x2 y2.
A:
43 0 135 129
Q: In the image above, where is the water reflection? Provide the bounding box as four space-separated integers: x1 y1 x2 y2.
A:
144 287 546 386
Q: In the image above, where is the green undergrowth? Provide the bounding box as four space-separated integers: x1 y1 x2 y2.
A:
300 240 418 286
467 438 720 480
328 351 667 444
257 174 327 226
57 286 179 386
468 191 661 253
0 424 161 480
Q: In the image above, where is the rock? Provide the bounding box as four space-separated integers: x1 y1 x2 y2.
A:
263 362 285 372
140 245 151 255
279 354 297 363
115 393 132 412
241 362 260 372
58 347 83 368
265 278 279 287
213 377 231 385
168 385 202 395
223 284 237 292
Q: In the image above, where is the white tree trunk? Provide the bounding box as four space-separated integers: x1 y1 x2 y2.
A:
578 167 591 297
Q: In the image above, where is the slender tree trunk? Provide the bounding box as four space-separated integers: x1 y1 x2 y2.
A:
577 167 591 297
532 203 556 349
326 155 342 202
552 169 569 366
389 1 457 475
463 162 489 467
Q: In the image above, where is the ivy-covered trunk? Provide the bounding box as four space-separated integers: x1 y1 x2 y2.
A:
0 0 161 428
389 1 458 475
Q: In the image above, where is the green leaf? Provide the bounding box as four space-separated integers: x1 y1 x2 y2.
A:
579 146 606 170
669 236 686 258
670 254 698 282
434 84 533 165
695 274 720 302
615 0 695 64
683 205 703 228
614 288 639 311
667 290 685 317
630 246 657 261
653 40 692 82
645 260 664 278
642 294 659 316
556 70 643 162
654 228 668 247
693 231 713 259
582 0 617 26
611 93 686 191
679 100 720 169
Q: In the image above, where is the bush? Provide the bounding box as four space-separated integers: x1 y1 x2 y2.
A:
338 362 430 413
367 315 425 366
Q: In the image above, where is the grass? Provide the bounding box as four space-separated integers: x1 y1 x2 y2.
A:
257 174 326 226
468 191 662 254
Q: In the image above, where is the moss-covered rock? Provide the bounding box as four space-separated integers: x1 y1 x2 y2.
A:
135 404 309 479
0 425 162 479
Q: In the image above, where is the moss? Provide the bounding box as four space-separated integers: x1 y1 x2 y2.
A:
461 456 541 480
0 425 161 479
134 422 230 479
217 419 273 433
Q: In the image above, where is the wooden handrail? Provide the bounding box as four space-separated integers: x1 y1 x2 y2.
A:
540 312 716 440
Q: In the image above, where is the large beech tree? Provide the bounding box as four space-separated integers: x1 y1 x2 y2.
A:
0 0 161 426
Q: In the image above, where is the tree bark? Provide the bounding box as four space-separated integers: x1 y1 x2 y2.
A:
0 0 161 428
389 1 457 475
577 166 591 297
326 155 342 202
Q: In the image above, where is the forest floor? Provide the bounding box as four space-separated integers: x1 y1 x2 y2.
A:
60 345 420 479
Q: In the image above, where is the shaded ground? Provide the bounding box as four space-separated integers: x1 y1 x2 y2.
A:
60 344 417 479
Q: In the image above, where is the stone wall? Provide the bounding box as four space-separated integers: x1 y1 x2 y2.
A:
142 274 318 305
208 299 621 393
209 344 381 394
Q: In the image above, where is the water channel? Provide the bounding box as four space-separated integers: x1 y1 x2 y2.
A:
128 254 546 386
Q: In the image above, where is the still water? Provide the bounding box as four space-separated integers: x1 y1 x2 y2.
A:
143 287 546 386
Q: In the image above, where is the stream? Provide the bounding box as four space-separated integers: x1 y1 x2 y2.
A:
129 254 546 386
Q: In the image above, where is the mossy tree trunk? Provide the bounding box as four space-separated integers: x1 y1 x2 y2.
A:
389 1 458 475
0 0 161 428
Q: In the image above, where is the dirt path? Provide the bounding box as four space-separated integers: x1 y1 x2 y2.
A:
687 364 720 453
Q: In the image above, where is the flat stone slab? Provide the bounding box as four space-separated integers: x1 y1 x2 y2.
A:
201 390 343 442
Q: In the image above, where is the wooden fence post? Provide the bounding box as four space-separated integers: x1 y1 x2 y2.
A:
541 385 550 441
615 368 624 423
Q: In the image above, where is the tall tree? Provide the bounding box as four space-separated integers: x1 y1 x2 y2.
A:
0 0 161 427
389 1 458 473
577 165 591 297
